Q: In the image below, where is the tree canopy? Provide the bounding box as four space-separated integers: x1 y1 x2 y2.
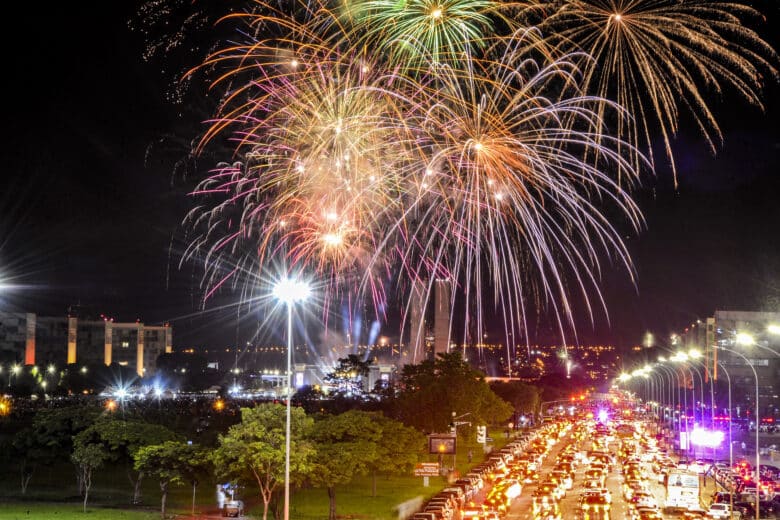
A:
308 410 382 520
489 380 541 416
211 403 314 520
393 353 513 432
134 440 209 518
76 417 180 504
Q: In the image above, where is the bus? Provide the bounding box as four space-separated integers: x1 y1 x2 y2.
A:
664 470 700 511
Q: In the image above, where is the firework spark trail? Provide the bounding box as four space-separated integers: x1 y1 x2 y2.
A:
165 0 774 357
176 1 649 353
384 31 644 351
537 0 778 186
185 48 428 322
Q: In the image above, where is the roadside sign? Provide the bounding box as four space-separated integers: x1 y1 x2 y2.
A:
414 462 440 477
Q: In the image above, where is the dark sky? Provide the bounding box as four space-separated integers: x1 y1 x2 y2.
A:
1 1 779 351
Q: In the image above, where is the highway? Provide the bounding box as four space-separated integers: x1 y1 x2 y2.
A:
474 416 703 520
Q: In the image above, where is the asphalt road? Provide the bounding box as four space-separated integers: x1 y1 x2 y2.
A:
502 425 678 520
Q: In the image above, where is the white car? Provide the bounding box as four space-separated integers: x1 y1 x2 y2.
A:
222 500 244 518
706 503 742 519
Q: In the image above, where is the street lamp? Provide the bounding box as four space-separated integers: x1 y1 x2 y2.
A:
273 277 311 520
670 354 694 441
717 345 759 520
714 360 735 517
735 332 755 347
653 364 678 428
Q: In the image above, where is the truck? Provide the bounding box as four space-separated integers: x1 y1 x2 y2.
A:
664 470 700 512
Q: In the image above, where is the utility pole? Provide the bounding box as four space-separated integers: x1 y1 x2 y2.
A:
450 411 471 472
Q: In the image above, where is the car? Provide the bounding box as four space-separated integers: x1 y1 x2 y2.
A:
551 469 573 490
580 489 612 505
623 479 647 500
440 487 466 507
411 514 439 520
462 510 501 520
532 491 558 514
632 506 663 520
631 491 657 508
706 503 742 519
584 469 606 486
711 492 736 504
534 505 562 520
580 495 610 520
732 502 755 518
222 499 244 517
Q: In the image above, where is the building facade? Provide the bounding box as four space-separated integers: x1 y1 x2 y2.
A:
707 310 780 420
0 312 172 377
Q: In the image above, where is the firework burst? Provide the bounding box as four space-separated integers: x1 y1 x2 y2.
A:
537 0 778 185
183 52 425 315
392 30 643 344
160 0 775 353
341 0 505 69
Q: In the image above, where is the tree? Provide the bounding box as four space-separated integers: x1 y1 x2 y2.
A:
489 380 541 418
78 417 180 504
211 404 314 520
71 439 109 513
10 428 48 494
15 405 102 495
393 353 513 433
308 411 382 520
292 385 326 414
324 354 371 397
134 441 209 518
365 414 425 497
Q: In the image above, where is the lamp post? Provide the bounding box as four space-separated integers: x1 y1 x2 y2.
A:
273 277 311 520
654 363 678 430
717 345 759 520
713 361 735 518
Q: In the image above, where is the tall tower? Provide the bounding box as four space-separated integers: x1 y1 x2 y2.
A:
434 279 451 356
408 278 426 364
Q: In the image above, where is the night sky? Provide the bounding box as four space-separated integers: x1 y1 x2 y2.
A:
1 1 779 352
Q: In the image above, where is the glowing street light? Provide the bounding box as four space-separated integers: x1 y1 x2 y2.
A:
767 324 780 335
717 345 760 520
735 332 755 346
273 276 311 520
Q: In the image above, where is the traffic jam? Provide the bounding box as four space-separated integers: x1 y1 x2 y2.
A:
411 397 780 520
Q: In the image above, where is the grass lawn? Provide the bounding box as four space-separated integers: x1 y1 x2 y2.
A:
0 428 520 520
283 427 516 520
289 474 436 520
0 503 162 520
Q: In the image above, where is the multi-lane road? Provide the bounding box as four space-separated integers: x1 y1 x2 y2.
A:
473 417 698 520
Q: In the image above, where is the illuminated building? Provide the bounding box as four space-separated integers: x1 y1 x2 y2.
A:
686 310 780 420
0 311 172 377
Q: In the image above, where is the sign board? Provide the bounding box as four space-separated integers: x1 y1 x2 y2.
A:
679 431 689 450
428 434 456 455
414 462 440 477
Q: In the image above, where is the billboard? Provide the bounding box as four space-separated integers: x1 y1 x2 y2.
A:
429 434 456 455
413 463 440 476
